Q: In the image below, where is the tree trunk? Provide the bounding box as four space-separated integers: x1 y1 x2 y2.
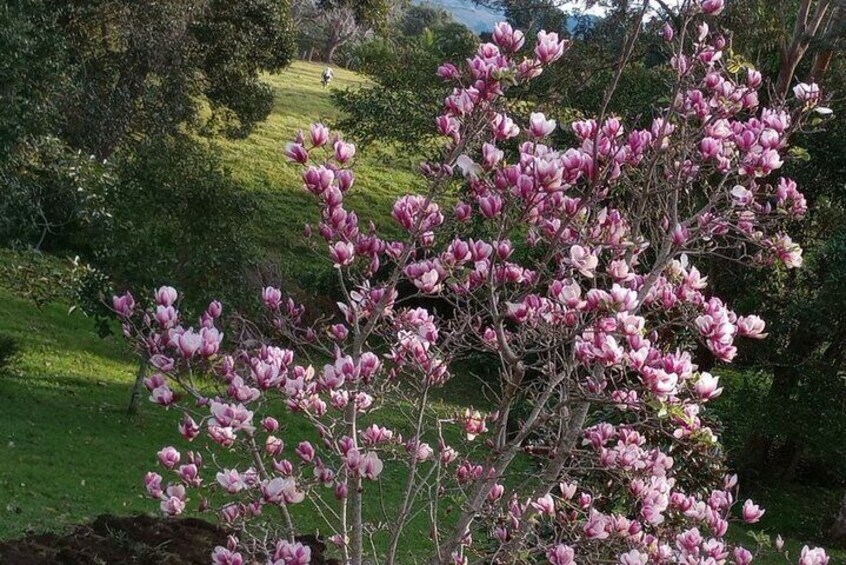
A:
127 357 148 415
775 0 834 102
773 439 803 482
830 491 846 543
325 40 340 64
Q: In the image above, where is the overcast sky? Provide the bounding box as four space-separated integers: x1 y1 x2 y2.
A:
566 0 685 18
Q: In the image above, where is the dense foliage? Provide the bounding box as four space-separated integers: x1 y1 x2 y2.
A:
0 0 295 311
332 10 479 149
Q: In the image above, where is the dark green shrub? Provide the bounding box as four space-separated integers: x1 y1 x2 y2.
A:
0 333 20 372
77 135 259 320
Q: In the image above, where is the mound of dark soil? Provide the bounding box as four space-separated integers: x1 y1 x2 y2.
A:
0 514 335 564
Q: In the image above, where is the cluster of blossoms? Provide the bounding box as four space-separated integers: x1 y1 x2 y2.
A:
115 6 831 565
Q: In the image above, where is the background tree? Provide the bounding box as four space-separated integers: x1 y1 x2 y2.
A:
0 0 295 285
294 0 402 63
332 7 479 149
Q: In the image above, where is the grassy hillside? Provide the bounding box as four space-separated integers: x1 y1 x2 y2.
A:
216 61 420 280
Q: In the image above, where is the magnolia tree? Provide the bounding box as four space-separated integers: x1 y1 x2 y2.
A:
114 2 832 564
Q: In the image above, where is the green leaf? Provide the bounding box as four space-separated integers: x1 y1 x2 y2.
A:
788 146 811 162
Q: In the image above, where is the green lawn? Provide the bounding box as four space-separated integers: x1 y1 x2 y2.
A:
0 283 498 560
216 61 420 279
0 288 172 536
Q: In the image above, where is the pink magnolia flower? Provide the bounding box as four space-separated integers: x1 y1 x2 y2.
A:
559 482 577 500
737 315 767 339
487 483 505 502
584 509 610 539
361 424 394 446
150 385 174 407
262 286 283 310
178 415 200 441
700 0 725 15
773 234 803 268
531 493 555 516
155 285 178 307
569 245 598 278
160 484 186 516
295 441 316 463
694 372 723 400
478 194 503 219
284 142 308 164
155 305 178 329
454 201 472 222
302 165 334 195
112 292 135 317
262 477 305 505
463 409 487 440
535 31 568 64
177 330 202 358
492 113 520 140
799 546 829 565
407 440 434 462
209 401 254 431
517 58 543 80
619 549 647 565
547 544 575 565
742 499 765 523
144 471 163 498
310 123 329 147
216 469 246 494
262 417 280 432
175 463 201 487
733 547 753 565
793 82 821 105
359 451 384 480
334 140 356 163
157 446 181 469
529 112 556 138
437 63 459 80
212 546 244 565
329 241 355 266
266 435 284 457
456 154 482 179
150 354 174 372
493 21 525 53
144 373 166 393
272 539 312 565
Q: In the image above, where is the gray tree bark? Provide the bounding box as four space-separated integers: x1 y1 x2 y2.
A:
127 357 148 415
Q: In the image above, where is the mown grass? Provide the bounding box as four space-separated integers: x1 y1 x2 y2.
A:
215 61 421 280
0 280 521 560
0 287 173 537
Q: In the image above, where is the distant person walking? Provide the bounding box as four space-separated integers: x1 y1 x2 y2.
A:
321 67 334 88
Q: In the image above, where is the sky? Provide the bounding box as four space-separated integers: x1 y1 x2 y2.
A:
414 0 686 33
567 1 686 18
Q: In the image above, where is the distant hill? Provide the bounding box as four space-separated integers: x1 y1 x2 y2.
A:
412 0 597 35
412 0 504 34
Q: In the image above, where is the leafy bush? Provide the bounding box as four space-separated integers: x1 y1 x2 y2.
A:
67 135 259 332
332 22 479 149
0 333 20 372
0 248 77 306
0 0 295 254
